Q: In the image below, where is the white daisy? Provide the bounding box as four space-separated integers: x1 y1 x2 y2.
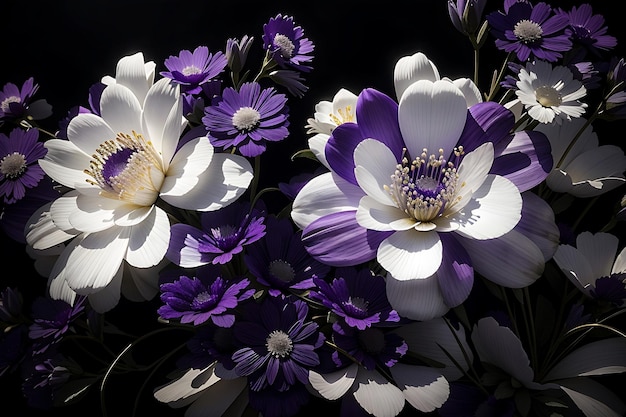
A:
514 59 587 124
25 52 253 312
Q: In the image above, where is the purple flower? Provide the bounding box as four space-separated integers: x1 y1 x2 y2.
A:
28 296 86 354
486 1 572 62
0 77 52 122
166 201 266 267
262 14 314 73
448 0 487 35
603 57 626 121
556 3 617 56
0 128 48 204
330 320 408 371
268 69 309 97
232 295 325 392
56 82 105 139
226 35 254 73
160 46 228 95
590 275 626 307
203 82 289 157
245 215 330 296
309 267 400 330
158 265 255 327
21 353 78 410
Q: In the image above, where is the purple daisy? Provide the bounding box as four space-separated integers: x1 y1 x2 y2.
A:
28 296 86 354
166 201 266 267
160 46 228 95
262 14 314 73
309 267 400 330
0 77 52 122
158 265 255 327
231 295 325 392
203 82 289 157
330 320 408 371
486 1 572 62
556 3 617 56
590 275 626 307
244 215 330 296
0 128 48 204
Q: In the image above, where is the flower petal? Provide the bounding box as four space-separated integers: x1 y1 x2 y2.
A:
308 363 358 400
354 138 398 205
378 230 442 280
544 338 626 380
386 274 450 321
352 368 406 417
390 363 449 412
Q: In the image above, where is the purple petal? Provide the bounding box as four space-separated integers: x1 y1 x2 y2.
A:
437 234 474 307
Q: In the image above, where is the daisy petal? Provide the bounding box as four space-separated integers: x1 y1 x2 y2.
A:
308 363 358 400
390 363 449 412
378 230 442 280
352 368 406 417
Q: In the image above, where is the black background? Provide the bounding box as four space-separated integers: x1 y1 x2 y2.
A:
2 1 625 416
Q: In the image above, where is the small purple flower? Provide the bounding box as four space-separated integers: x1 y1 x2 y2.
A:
203 82 289 157
245 215 330 296
0 77 52 122
166 201 266 267
268 69 308 97
158 265 255 327
226 35 254 73
486 1 572 62
160 46 228 95
448 0 488 35
21 353 79 410
556 3 617 56
330 320 408 371
309 267 400 330
28 296 86 354
590 274 626 307
232 295 325 392
0 128 48 204
262 14 314 73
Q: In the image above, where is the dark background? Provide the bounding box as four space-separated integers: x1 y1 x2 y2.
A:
2 1 625 416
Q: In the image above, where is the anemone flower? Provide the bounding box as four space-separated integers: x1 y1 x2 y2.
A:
262 14 314 73
25 52 253 313
160 46 228 95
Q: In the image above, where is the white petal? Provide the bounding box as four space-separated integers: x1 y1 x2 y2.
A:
100 83 143 135
575 231 618 278
453 175 522 240
544 338 626 380
553 245 596 292
185 377 247 417
40 139 92 189
352 368 406 417
143 77 182 165
68 194 125 232
65 227 129 293
66 113 116 155
390 363 449 412
393 52 440 100
452 77 482 107
292 172 363 229
308 363 358 400
612 247 626 274
87 267 123 313
154 363 222 404
378 230 442 280
307 133 331 169
386 274 449 321
114 52 154 105
356 195 414 231
557 378 626 417
393 318 472 381
162 137 214 196
160 153 252 211
125 207 169 268
398 80 467 158
451 142 494 213
354 138 397 205
121 261 162 302
26 201 77 250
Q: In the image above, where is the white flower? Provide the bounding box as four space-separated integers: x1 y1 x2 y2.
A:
514 59 587 124
25 52 253 312
535 117 626 197
553 231 626 302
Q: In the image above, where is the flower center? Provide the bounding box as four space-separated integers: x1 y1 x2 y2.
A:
513 19 543 43
384 147 463 223
232 107 261 132
0 152 27 179
84 131 165 206
266 330 293 358
191 290 218 310
342 296 369 318
357 327 385 354
182 65 203 76
329 105 355 126
268 259 296 283
1 96 20 112
535 85 562 107
273 34 295 58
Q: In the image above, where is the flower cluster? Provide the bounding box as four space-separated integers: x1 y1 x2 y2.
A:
2 2 626 416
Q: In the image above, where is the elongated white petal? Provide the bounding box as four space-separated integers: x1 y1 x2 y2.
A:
121 261 161 302
545 338 626 381
154 363 222 404
26 202 77 250
307 133 331 169
452 77 482 107
451 142 494 213
143 77 181 163
394 52 440 100
40 139 92 189
557 377 626 417
453 175 522 240
114 52 154 105
390 363 449 412
68 194 126 232
553 245 596 291
99 83 143 136
354 139 397 205
66 113 116 156
125 207 169 268
87 267 123 313
357 195 414 231
378 230 442 280
612 247 626 274
308 363 358 400
352 368 406 417
386 274 449 321
292 172 363 229
162 137 214 196
398 80 467 158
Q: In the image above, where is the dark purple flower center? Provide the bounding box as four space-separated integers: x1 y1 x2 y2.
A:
102 147 135 183
191 290 219 310
570 25 593 44
357 327 385 354
590 273 626 306
0 152 27 178
201 224 241 252
268 259 296 283
342 296 369 318
266 330 293 358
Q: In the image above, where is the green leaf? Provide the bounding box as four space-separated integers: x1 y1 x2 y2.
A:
290 149 318 162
